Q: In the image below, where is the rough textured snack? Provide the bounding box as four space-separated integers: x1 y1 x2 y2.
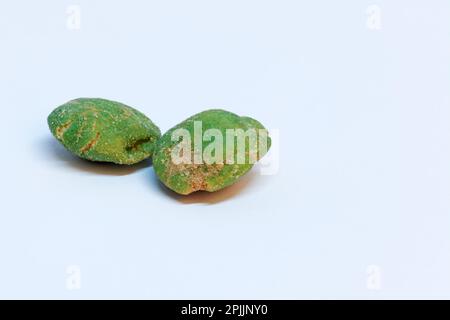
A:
153 109 271 195
48 98 161 164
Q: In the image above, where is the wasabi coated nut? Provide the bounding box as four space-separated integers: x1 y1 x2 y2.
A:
48 98 161 164
153 109 271 195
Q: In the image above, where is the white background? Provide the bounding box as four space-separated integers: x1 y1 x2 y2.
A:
0 0 449 299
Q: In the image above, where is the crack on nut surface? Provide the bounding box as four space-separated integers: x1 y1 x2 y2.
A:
80 132 100 153
55 121 73 140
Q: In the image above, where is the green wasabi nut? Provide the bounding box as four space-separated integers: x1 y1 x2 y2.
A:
47 98 161 165
153 109 271 195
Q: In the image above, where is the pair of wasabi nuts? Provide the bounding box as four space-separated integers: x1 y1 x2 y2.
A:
48 98 271 195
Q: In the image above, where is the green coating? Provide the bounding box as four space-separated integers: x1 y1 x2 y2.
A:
47 98 161 165
153 109 271 195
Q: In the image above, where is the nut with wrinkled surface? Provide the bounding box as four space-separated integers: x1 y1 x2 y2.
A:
153 109 271 195
47 98 161 165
